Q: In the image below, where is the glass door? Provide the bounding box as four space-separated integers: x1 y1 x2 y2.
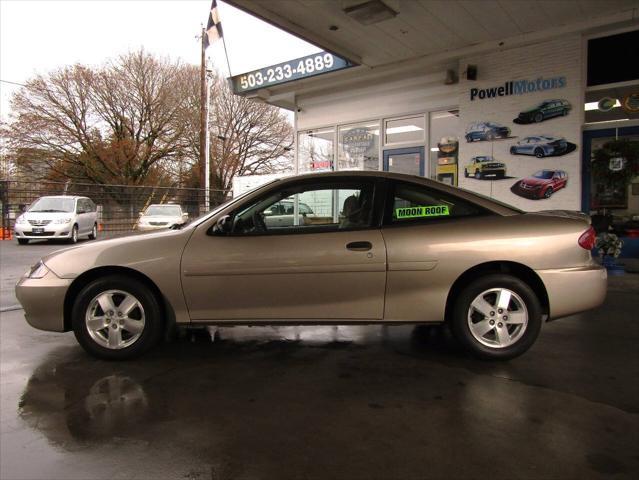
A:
383 147 425 176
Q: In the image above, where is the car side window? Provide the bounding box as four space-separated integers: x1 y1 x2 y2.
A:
387 182 488 225
229 180 376 235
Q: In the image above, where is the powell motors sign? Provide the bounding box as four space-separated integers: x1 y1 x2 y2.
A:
470 76 566 101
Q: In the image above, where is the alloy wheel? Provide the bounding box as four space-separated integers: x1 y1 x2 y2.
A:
85 290 146 349
467 288 528 348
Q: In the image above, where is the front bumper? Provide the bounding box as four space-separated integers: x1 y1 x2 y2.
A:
137 223 171 231
15 269 71 332
537 264 607 320
480 168 506 176
513 186 544 199
14 223 73 239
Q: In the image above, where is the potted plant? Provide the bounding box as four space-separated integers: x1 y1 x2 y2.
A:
595 232 624 273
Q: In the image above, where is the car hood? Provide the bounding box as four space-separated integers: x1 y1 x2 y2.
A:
42 227 194 279
521 177 551 186
20 211 75 220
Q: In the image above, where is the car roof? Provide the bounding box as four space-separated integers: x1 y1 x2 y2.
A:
266 171 521 215
39 195 84 200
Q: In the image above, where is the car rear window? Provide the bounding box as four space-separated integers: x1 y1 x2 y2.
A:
389 182 488 224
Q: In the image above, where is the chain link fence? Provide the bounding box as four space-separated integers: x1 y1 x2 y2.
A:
0 180 226 239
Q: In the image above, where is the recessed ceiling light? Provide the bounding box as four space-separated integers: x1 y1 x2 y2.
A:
343 0 398 26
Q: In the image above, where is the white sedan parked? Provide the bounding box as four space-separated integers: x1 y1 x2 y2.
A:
137 204 188 231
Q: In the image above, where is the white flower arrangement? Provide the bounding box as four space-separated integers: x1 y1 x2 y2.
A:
595 232 623 258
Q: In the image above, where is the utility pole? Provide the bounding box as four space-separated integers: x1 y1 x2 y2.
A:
199 27 210 213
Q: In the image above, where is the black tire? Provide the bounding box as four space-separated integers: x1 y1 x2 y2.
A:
543 187 553 198
464 169 469 178
534 113 543 123
475 170 482 180
68 224 79 244
88 223 97 240
562 108 569 116
72 275 164 360
534 148 545 158
17 238 29 245
497 171 505 179
450 274 542 360
486 132 495 141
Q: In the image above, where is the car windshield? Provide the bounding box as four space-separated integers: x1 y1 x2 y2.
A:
28 197 75 213
145 205 182 216
533 171 555 179
476 157 491 162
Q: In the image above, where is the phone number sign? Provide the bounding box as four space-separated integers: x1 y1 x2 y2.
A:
231 52 353 94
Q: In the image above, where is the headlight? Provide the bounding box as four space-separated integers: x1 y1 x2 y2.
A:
27 261 49 279
54 217 72 224
15 215 26 224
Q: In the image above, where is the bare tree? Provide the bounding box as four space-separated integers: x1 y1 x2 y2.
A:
4 51 191 186
3 51 294 203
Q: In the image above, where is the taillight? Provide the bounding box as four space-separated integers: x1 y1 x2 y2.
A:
578 226 596 250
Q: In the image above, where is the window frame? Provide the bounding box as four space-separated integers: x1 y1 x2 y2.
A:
215 176 387 237
382 180 493 228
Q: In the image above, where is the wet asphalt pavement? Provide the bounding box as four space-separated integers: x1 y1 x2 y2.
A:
1 240 638 479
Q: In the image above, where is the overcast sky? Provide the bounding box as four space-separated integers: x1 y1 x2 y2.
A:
0 0 320 120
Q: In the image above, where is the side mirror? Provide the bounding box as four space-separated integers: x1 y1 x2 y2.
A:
211 215 231 235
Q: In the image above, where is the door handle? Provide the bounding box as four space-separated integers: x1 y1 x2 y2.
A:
346 241 373 252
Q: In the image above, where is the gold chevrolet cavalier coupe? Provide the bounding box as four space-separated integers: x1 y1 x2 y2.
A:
16 172 607 360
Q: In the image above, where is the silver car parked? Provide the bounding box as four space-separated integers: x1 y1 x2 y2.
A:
14 196 98 245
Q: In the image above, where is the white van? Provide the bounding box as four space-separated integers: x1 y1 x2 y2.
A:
14 196 98 245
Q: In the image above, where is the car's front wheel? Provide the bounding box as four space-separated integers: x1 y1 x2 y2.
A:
17 238 29 245
72 275 164 360
68 225 79 244
534 148 545 158
88 223 97 240
464 169 469 178
450 274 542 360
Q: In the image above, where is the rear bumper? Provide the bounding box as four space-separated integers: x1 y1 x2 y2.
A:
15 270 71 332
536 264 607 320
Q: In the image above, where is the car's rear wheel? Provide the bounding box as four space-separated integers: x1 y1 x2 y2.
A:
17 238 29 245
543 187 554 198
450 274 542 360
72 275 164 360
534 113 543 123
510 146 517 155
534 148 545 158
88 223 97 240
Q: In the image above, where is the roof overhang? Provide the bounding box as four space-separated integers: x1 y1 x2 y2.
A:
226 0 639 109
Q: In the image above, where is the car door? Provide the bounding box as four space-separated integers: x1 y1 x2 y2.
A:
75 199 88 233
181 177 387 322
380 180 491 322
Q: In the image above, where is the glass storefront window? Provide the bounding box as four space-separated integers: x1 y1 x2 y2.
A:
298 127 335 172
338 121 380 171
429 110 460 185
385 115 425 145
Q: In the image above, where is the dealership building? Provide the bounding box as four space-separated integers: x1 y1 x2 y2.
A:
228 0 639 231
